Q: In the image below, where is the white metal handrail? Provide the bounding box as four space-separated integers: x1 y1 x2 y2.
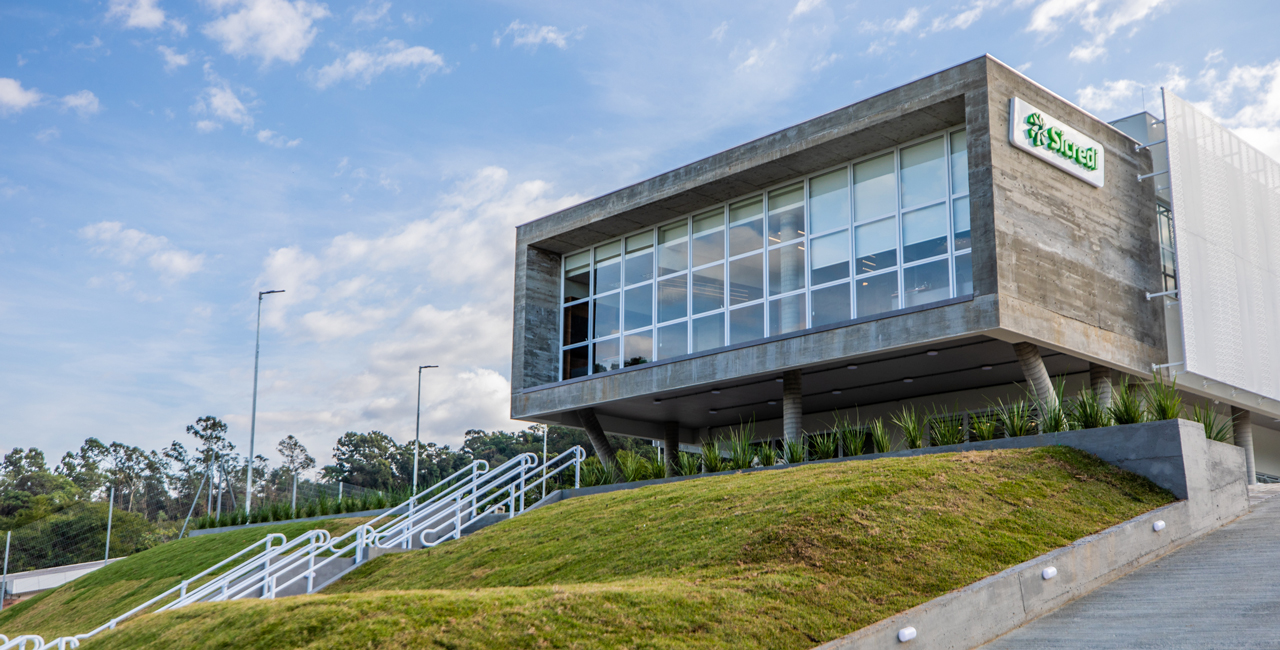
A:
164 530 330 608
0 635 44 650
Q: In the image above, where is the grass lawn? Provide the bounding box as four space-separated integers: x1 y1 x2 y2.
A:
0 517 370 640
16 448 1173 648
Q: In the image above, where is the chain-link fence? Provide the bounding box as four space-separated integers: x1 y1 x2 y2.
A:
190 477 409 531
1 501 167 576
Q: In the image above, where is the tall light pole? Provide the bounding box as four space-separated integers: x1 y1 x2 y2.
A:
246 289 285 515
412 365 438 496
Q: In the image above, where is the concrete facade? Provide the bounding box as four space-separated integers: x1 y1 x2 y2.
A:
509 54 1280 471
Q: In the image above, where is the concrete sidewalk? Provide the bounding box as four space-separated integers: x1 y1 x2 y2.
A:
981 491 1280 649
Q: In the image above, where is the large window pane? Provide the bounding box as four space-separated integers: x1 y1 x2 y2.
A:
729 304 764 345
657 222 689 276
729 197 765 256
564 251 590 303
903 259 950 307
692 313 725 352
657 322 688 360
625 232 654 286
950 130 968 195
902 203 949 263
593 292 620 338
728 253 763 305
624 284 653 331
768 242 805 296
810 230 850 286
768 184 805 243
953 197 971 251
593 338 620 373
624 330 652 367
562 302 589 346
955 253 973 296
692 209 725 267
769 293 807 336
853 154 896 221
594 241 621 293
563 345 588 380
657 274 688 323
812 282 851 327
810 168 850 234
900 138 947 209
855 218 897 275
692 263 725 314
856 271 899 318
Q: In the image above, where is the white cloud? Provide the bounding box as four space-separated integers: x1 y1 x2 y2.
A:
0 78 42 116
790 0 824 19
1025 0 1173 62
494 20 582 50
107 0 187 33
861 7 922 34
158 46 189 72
1076 79 1140 113
0 177 26 199
930 0 1003 32
312 40 445 89
202 0 331 66
352 1 390 25
192 66 254 130
710 21 728 42
34 127 59 141
61 90 101 117
79 221 205 283
257 129 301 147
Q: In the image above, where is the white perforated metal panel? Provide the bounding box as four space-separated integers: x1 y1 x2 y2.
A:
1165 90 1280 402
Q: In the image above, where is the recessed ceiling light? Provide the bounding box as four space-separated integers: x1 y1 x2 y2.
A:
847 364 858 370
903 378 914 383
832 390 842 395
653 399 662 404
711 390 721 394
775 378 784 383
708 409 718 414
926 350 939 356
981 366 992 371
768 400 777 405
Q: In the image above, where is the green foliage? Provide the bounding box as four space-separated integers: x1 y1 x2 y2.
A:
831 412 866 457
992 399 1036 437
700 440 725 474
927 406 967 447
756 442 778 468
1143 372 1183 422
808 432 838 461
1034 378 1071 434
971 412 997 441
1190 405 1233 443
1109 377 1147 425
891 405 926 449
783 439 805 464
579 457 614 487
726 420 757 471
677 452 701 477
1069 389 1113 430
869 418 892 453
616 450 654 483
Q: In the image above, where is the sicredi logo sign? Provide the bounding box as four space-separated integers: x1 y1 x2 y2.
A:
1009 97 1105 188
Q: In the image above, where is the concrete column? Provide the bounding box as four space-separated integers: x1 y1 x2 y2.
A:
663 421 680 478
576 408 620 480
1013 342 1058 408
1089 363 1113 408
1231 406 1257 486
783 370 803 446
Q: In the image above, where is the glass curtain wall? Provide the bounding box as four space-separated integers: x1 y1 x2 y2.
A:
558 127 972 380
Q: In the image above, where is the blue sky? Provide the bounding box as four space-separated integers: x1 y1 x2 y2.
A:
2 0 1278 472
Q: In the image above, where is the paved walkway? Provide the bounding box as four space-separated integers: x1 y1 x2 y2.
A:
982 490 1280 649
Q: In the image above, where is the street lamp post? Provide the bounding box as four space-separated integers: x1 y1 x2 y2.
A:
246 289 285 515
412 365 438 497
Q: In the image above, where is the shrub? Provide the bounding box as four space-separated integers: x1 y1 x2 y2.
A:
809 431 838 460
677 451 701 477
756 442 778 467
829 412 865 456
868 418 892 453
726 421 756 470
1109 376 1146 425
580 456 613 487
1069 388 1113 429
891 405 926 449
701 439 725 473
971 411 997 441
1144 372 1183 421
928 406 967 447
992 399 1035 437
783 439 805 464
1191 404 1233 443
1030 377 1070 434
616 450 655 482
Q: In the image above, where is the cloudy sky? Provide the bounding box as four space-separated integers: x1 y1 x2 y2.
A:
2 0 1278 470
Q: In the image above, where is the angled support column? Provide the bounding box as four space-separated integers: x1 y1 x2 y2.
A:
1013 342 1059 409
1231 406 1257 486
663 422 680 478
783 370 803 446
1089 363 1113 408
576 408 621 481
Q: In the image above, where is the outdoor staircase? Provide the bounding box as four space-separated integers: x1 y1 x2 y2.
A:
5 446 586 650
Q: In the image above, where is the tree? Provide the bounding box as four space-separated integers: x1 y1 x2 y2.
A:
321 431 400 489
277 435 315 512
56 438 109 495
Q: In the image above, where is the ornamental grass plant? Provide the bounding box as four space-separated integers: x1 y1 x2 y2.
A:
927 406 967 447
1109 377 1147 425
809 431 838 460
1143 372 1183 421
783 439 805 464
869 418 892 453
891 405 926 449
1190 404 1233 443
701 440 725 473
992 399 1036 438
678 451 701 477
971 411 997 441
756 442 778 467
1069 388 1114 430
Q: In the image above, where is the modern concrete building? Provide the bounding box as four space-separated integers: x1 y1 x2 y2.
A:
509 55 1280 482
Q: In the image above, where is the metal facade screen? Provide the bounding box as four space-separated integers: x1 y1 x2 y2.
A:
1165 90 1280 403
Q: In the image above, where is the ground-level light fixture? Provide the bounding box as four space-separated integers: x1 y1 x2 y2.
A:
1042 566 1058 580
898 626 917 642
1153 520 1166 532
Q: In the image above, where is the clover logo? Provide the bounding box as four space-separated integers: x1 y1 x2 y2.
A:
1025 113 1049 147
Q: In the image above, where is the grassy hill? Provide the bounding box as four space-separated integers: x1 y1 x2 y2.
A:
0 517 370 640
10 448 1172 649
